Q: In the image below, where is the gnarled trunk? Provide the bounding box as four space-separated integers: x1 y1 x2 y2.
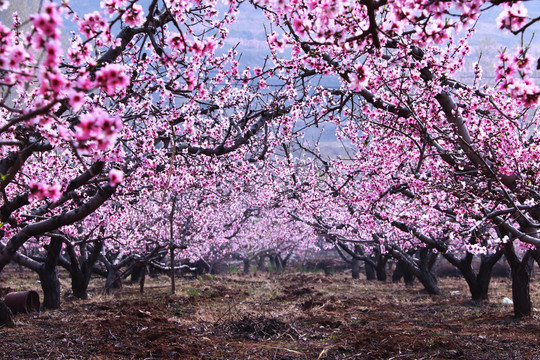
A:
392 259 414 286
104 266 122 294
38 236 63 309
65 241 104 300
243 258 250 275
375 254 388 281
351 257 360 279
365 260 376 280
505 243 533 317
389 246 440 295
443 251 503 302
0 300 15 328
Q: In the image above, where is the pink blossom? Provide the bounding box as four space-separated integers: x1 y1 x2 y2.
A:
109 168 124 186
43 41 61 67
75 108 122 152
29 182 62 202
95 63 130 95
39 71 68 95
100 0 128 15
78 11 107 38
497 2 528 32
267 32 285 53
349 64 369 91
168 33 185 52
122 4 144 26
185 70 197 91
0 1 9 11
30 14 58 39
29 2 62 39
292 16 310 37
68 90 86 112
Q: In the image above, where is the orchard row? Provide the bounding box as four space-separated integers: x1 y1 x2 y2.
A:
0 0 539 317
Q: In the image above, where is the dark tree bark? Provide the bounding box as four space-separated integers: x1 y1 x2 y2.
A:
1 238 62 309
416 247 440 294
243 257 251 275
392 259 415 285
505 243 533 317
139 264 147 294
99 252 133 294
351 257 360 279
374 249 388 281
170 246 176 294
131 261 144 282
365 260 376 280
0 300 14 328
388 245 440 295
0 185 115 272
105 266 122 293
63 241 104 300
442 250 503 302
38 236 63 309
257 255 267 272
334 243 367 280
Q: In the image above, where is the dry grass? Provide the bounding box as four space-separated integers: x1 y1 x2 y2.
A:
1 267 540 359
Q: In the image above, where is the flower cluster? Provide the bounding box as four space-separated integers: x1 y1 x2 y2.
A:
349 64 369 91
30 1 62 40
122 4 144 26
78 11 107 38
75 108 123 152
100 0 127 15
497 2 528 32
29 182 62 202
109 168 124 186
95 64 130 95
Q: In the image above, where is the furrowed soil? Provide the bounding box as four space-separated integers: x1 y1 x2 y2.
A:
1 266 539 359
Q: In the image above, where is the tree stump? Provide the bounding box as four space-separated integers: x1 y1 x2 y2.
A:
0 299 15 328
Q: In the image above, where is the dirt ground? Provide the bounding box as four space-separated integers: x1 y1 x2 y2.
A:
1 266 539 359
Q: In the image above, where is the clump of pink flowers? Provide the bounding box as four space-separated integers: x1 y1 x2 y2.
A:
75 108 123 152
108 168 124 186
29 182 62 202
95 63 130 95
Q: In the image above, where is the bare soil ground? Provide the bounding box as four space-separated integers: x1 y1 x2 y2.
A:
1 266 539 359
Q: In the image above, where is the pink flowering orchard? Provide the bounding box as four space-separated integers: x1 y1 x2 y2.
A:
0 0 539 317
255 0 540 316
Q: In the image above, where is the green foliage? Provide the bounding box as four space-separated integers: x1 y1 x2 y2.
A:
187 287 199 297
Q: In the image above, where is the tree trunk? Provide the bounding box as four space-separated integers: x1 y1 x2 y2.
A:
67 242 103 300
257 255 266 272
416 248 440 295
243 258 250 275
351 257 360 279
38 236 63 309
473 253 501 301
139 264 147 294
365 260 376 280
170 247 175 294
416 270 441 295
390 247 440 294
375 255 388 281
392 259 414 285
403 267 415 286
505 243 533 317
71 271 90 300
104 266 122 294
511 263 532 317
131 261 143 282
0 300 14 328
39 268 61 309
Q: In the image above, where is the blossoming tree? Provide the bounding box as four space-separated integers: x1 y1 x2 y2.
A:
254 0 540 316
